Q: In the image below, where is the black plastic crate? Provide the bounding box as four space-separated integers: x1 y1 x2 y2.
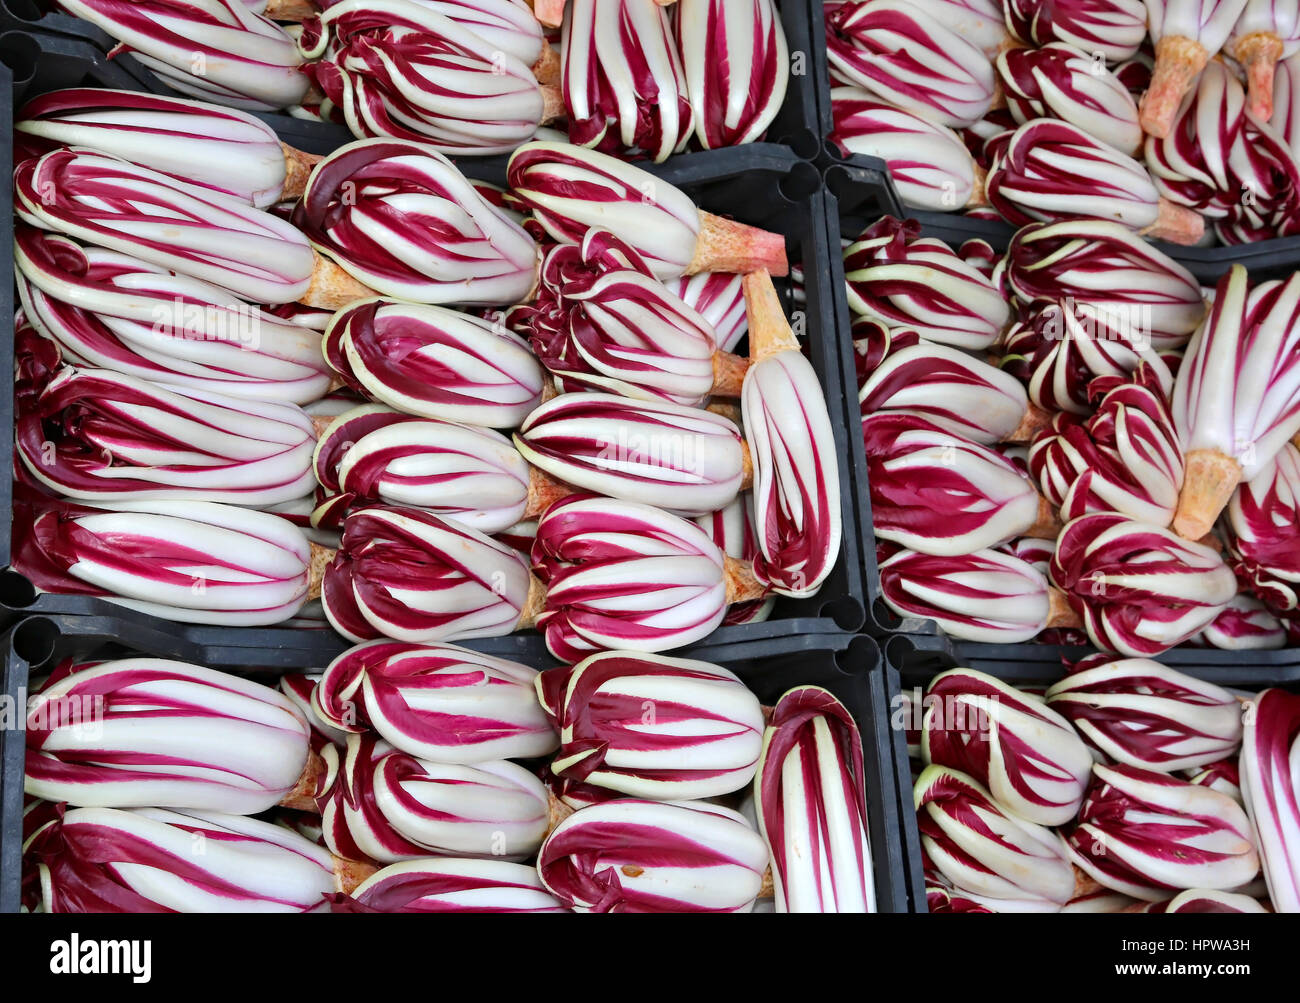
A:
826 137 1300 667
1 0 829 162
0 615 907 913
1 30 868 653
881 632 1300 913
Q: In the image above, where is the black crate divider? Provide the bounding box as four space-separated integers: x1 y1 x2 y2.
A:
1 26 874 651
0 615 910 913
880 638 926 912
818 183 887 636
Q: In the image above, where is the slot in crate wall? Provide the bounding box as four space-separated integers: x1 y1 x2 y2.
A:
0 27 871 654
0 616 910 912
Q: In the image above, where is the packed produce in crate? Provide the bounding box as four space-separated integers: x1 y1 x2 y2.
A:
333 858 567 913
844 217 1008 350
537 798 769 911
987 120 1204 244
15 89 318 208
48 0 793 159
825 0 996 128
995 220 1206 352
16 355 318 507
1003 0 1147 60
294 139 540 308
905 660 1285 912
824 0 1300 245
1225 442 1300 615
15 231 332 403
998 43 1144 156
1143 0 1250 137
13 496 314 626
316 733 552 863
505 230 748 405
1146 60 1300 245
849 207 1300 653
830 89 985 212
19 643 890 913
15 148 316 304
1171 266 1300 540
507 141 788 278
9 65 848 652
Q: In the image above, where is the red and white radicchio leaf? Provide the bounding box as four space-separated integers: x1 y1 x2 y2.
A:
675 0 788 150
313 639 557 763
13 498 311 626
338 857 567 913
998 42 1142 155
1225 442 1300 614
1198 593 1287 648
322 299 545 428
14 228 332 404
515 392 745 516
1045 653 1243 772
858 342 1031 444
1003 0 1146 60
825 0 995 128
880 547 1052 643
27 806 336 913
1171 265 1300 540
863 413 1043 556
311 404 530 533
16 88 291 208
55 0 308 111
1064 762 1260 901
1028 365 1185 526
915 765 1076 912
536 650 764 800
17 364 316 506
295 138 539 306
321 506 533 644
743 334 842 598
1238 687 1300 912
995 219 1205 353
318 733 549 864
562 0 693 163
537 799 769 912
1049 512 1237 655
830 88 978 212
844 216 1009 351
754 686 876 913
299 0 547 154
15 149 314 305
922 669 1093 827
531 496 730 661
25 659 311 814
